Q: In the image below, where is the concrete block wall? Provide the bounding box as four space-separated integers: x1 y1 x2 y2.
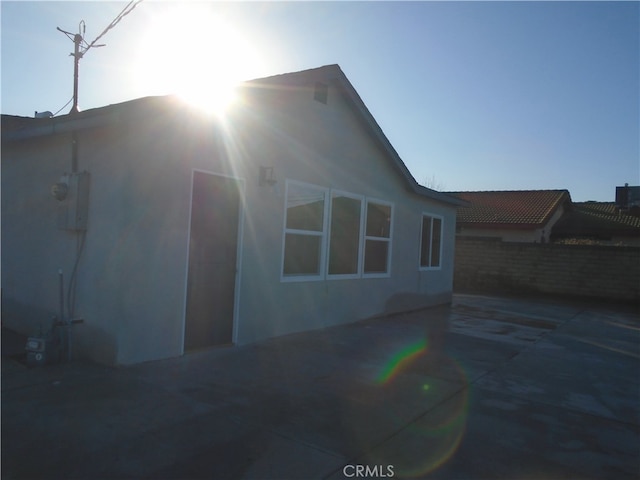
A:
454 237 640 303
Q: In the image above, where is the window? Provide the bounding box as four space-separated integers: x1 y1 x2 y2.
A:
420 214 443 269
328 192 363 276
363 201 393 275
281 181 394 281
282 181 328 279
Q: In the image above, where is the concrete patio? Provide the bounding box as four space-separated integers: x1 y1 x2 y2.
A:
2 294 639 479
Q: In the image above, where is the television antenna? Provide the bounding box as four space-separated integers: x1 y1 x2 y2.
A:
57 0 144 114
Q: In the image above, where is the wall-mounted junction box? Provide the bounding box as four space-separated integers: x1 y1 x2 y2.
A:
57 171 90 231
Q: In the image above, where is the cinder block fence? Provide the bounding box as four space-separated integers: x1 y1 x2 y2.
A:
454 237 640 303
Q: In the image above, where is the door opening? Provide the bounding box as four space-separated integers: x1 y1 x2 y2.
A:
184 171 241 350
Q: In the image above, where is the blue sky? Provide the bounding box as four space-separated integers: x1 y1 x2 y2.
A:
2 1 638 201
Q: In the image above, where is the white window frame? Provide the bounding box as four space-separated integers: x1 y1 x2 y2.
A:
326 190 365 280
281 180 329 282
362 198 394 278
280 180 395 282
419 212 444 271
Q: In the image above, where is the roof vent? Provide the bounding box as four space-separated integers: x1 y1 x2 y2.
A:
313 82 328 104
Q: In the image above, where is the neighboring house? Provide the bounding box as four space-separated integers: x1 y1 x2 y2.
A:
448 190 571 243
551 201 640 246
2 64 466 365
615 184 640 211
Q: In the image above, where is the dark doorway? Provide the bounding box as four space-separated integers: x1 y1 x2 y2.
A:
184 172 241 351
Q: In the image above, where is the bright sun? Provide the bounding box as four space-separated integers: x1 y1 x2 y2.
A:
134 5 263 115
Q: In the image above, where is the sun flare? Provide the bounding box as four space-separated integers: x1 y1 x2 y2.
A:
134 5 263 115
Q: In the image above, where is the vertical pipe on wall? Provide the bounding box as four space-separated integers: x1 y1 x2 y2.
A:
58 269 72 362
58 269 64 326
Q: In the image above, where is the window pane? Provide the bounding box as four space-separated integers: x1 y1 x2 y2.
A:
420 216 432 267
283 233 321 275
329 195 361 275
286 183 325 231
431 218 442 267
366 203 391 238
364 239 389 274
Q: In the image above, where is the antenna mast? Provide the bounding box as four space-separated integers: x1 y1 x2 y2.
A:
56 1 144 114
57 21 105 114
71 31 83 114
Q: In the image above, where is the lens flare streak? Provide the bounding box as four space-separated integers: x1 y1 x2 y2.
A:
373 340 471 477
376 339 427 385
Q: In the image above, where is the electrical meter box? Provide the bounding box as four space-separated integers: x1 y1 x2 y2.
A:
57 171 90 231
26 332 62 366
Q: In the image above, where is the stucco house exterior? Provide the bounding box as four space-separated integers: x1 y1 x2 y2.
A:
2 65 466 365
449 190 571 243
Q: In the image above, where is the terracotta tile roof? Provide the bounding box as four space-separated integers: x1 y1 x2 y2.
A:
448 190 571 228
552 202 640 239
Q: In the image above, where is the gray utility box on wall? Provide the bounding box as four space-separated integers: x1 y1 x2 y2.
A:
56 171 90 231
26 335 56 367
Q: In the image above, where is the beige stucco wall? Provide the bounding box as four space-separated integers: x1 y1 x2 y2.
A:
2 77 457 365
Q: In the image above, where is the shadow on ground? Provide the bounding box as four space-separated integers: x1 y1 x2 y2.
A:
2 294 639 479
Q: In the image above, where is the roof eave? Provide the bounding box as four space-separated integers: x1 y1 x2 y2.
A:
4 65 466 209
412 185 471 207
2 111 118 142
538 190 571 225
459 222 547 230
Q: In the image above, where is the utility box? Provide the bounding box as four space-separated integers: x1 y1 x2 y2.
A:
56 171 90 231
26 336 55 367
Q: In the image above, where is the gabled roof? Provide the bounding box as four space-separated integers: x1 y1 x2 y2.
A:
448 190 571 229
552 201 640 239
1 64 465 208
242 65 466 207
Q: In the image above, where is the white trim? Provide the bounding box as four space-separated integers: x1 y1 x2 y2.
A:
326 190 365 280
232 178 246 345
180 171 196 355
280 179 329 282
362 198 394 278
419 212 444 271
279 180 396 282
285 228 325 236
181 169 245 354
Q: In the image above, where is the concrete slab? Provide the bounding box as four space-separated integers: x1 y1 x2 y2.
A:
475 310 640 425
1 370 216 478
2 294 639 479
352 385 637 480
